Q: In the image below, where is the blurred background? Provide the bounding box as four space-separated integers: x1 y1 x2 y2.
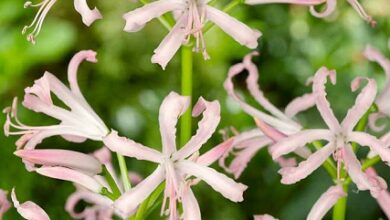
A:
1 0 390 219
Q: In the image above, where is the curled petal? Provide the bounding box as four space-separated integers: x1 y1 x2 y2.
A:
278 143 334 184
348 132 390 164
365 168 390 218
206 6 261 49
177 160 247 202
15 149 102 175
174 97 220 160
103 130 162 163
307 185 346 220
368 113 387 132
24 74 52 106
11 188 50 220
65 190 113 219
114 166 165 218
312 67 341 131
341 77 377 131
182 188 201 220
74 0 102 26
254 214 278 220
285 93 316 118
271 129 332 159
36 167 103 193
309 0 337 18
123 0 182 32
151 15 187 70
159 92 190 155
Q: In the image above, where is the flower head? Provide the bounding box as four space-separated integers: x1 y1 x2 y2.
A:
123 0 261 69
3 50 109 151
103 92 246 219
23 0 102 44
271 67 390 191
245 0 376 26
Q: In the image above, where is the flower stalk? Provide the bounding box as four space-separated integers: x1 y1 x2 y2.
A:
117 153 132 191
180 45 193 146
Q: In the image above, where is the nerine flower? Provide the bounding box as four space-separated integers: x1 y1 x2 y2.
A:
103 92 246 219
0 190 11 219
3 50 109 151
23 0 102 44
220 52 314 178
123 0 261 69
307 185 346 220
271 67 390 192
363 45 390 131
11 188 50 220
245 0 376 26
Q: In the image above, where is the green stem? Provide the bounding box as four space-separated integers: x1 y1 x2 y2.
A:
102 166 121 199
117 153 131 191
332 184 349 220
180 45 193 146
134 183 165 220
312 141 337 179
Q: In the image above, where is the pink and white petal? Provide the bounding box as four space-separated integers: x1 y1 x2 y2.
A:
243 52 295 124
348 132 390 164
253 214 278 220
271 129 333 159
73 0 102 26
93 147 112 164
312 67 341 131
197 138 234 167
254 118 286 142
0 190 11 219
103 130 162 163
206 6 261 49
376 190 390 219
309 0 337 18
285 93 316 118
224 63 299 133
177 160 247 202
36 167 103 193
368 113 387 132
307 185 346 220
158 92 190 155
245 0 323 4
11 188 50 220
341 77 377 131
278 143 334 184
65 190 112 219
123 0 182 32
364 168 388 198
15 149 102 175
182 188 201 220
174 98 220 160
343 145 373 191
24 74 53 106
114 166 165 218
151 15 187 70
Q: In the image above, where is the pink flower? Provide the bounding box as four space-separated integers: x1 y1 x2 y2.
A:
23 0 102 44
307 185 346 220
221 52 314 178
3 50 109 151
271 67 390 189
254 214 278 220
123 1 261 69
245 0 375 26
363 45 390 132
0 190 11 219
103 92 246 219
366 168 390 218
11 188 50 220
66 186 114 220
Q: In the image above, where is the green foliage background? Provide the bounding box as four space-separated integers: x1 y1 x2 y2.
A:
0 0 390 219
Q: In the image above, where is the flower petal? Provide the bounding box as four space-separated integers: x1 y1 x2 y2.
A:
65 190 113 219
36 167 103 193
73 0 102 26
307 185 346 220
114 166 165 218
174 97 220 160
177 160 247 202
158 92 190 155
0 190 11 219
197 138 234 167
253 214 278 220
285 93 316 118
341 77 377 131
278 143 334 184
271 129 332 159
182 188 201 220
206 6 261 49
312 67 341 131
245 0 323 4
348 132 390 164
103 130 162 163
309 0 337 18
151 15 187 70
11 188 50 220
14 149 102 175
123 0 182 32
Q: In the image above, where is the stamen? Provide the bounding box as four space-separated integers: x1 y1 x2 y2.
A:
347 0 376 27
